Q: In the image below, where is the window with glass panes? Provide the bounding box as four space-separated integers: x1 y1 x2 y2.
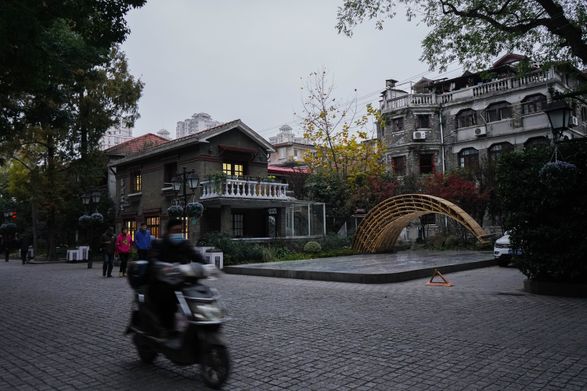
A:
130 170 142 193
456 109 477 129
391 156 406 176
521 94 546 115
122 219 137 241
419 153 434 174
222 162 244 177
458 148 480 171
416 114 430 129
232 214 244 237
146 216 160 238
488 143 514 162
392 117 404 132
485 102 512 122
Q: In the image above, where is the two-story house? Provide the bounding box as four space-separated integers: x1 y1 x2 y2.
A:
110 120 325 242
379 54 587 176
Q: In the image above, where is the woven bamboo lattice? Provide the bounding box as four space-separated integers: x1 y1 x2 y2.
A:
353 194 491 253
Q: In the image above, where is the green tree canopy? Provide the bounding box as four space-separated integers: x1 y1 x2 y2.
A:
336 0 587 70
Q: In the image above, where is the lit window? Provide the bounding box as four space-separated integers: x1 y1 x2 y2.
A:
146 216 160 238
123 219 137 241
130 170 142 193
222 162 245 177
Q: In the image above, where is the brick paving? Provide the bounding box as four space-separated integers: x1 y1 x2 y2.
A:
0 260 586 390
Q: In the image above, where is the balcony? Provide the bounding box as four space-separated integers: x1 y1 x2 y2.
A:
381 69 559 112
200 178 289 200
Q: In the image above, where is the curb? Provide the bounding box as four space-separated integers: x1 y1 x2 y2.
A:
224 258 498 284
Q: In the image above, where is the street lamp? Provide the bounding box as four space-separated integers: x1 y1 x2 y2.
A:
170 167 200 239
79 191 102 268
543 100 572 144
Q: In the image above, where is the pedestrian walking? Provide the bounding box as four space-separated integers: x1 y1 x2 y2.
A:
134 222 152 260
101 227 116 277
19 234 30 265
3 234 12 263
115 227 132 277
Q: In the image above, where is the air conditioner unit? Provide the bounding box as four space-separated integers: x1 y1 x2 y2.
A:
413 131 427 141
570 116 579 126
474 127 487 137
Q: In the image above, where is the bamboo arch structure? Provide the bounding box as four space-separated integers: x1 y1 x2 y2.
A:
353 194 491 253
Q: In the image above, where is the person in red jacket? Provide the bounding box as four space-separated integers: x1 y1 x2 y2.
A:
115 227 133 277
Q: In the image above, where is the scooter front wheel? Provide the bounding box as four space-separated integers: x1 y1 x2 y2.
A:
133 334 158 364
200 345 230 389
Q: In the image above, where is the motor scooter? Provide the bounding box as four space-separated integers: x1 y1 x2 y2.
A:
126 260 230 389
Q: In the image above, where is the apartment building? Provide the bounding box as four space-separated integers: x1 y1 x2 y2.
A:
379 54 587 176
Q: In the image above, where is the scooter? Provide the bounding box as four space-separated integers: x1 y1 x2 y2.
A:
126 260 230 389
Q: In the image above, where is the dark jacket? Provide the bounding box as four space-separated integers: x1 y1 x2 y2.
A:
149 238 205 265
101 232 116 255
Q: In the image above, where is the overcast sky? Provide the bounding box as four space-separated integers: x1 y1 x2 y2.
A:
121 0 458 140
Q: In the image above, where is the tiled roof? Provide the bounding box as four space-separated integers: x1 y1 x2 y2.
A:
105 133 169 157
110 119 275 167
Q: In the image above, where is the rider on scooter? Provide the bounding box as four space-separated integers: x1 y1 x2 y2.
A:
147 218 206 336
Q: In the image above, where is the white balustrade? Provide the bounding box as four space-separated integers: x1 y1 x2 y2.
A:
200 178 289 200
381 70 558 111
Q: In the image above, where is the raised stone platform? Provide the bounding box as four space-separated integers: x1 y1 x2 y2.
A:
224 250 496 284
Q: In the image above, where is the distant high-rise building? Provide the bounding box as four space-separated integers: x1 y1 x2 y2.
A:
268 125 314 166
100 125 133 150
176 112 222 138
157 128 171 140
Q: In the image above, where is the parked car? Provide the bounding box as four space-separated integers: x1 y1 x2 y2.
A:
494 231 521 267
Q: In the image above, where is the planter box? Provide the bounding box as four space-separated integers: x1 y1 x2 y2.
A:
524 279 587 298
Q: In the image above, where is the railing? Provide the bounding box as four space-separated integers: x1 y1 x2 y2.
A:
382 69 557 111
200 178 289 200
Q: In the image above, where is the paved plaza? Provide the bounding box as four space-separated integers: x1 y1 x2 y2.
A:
1 259 587 390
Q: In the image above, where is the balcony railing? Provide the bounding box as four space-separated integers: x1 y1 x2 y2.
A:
200 178 289 200
381 69 558 111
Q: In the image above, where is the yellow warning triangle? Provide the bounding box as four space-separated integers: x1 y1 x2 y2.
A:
426 269 453 287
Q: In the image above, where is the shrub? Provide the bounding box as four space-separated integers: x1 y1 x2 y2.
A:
303 241 322 253
497 141 587 283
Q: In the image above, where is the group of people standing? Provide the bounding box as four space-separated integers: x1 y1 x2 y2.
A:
100 223 152 278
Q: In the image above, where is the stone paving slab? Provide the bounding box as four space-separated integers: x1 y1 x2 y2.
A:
1 261 586 390
225 250 496 283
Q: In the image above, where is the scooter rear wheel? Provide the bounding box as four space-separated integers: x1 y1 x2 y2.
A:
200 345 230 389
133 334 158 364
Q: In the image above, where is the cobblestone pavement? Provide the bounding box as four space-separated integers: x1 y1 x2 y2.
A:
1 260 586 390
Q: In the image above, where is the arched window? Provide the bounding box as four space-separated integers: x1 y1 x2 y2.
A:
485 101 512 122
488 142 514 162
524 136 549 149
458 148 479 171
521 94 547 115
455 109 477 129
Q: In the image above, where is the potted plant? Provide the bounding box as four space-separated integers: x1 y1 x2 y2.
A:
167 205 183 217
186 202 204 219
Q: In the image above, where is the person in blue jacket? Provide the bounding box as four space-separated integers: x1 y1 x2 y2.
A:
134 222 151 260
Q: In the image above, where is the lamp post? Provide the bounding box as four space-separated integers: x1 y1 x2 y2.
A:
79 191 102 268
170 167 200 239
543 100 572 145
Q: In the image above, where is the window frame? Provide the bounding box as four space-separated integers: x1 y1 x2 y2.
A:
222 162 245 177
130 170 142 193
391 156 407 176
458 148 480 171
145 216 160 238
521 94 547 115
419 153 435 174
485 102 513 122
392 117 404 132
416 114 430 129
456 109 477 129
232 213 244 238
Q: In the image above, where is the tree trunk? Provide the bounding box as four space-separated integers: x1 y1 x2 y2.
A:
46 133 57 261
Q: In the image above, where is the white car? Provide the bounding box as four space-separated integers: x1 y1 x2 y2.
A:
494 231 521 266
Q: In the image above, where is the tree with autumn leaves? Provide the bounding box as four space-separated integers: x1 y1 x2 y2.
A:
299 70 386 231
